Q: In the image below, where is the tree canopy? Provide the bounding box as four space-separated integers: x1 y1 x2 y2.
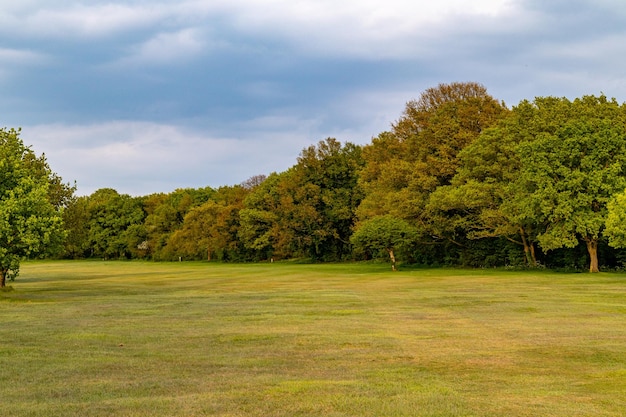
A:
350 215 418 270
12 82 626 273
357 82 508 240
0 128 69 287
512 96 626 272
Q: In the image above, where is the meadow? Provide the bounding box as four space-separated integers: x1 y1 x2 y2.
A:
1 261 625 416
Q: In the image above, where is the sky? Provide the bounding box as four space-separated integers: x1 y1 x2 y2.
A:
2 0 626 196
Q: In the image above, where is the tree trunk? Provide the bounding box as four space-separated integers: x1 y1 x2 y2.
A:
519 227 537 267
529 243 537 266
585 237 599 273
387 248 397 271
0 269 6 288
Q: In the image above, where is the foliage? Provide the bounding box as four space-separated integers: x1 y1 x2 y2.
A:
135 187 214 260
82 189 146 259
239 169 323 259
351 215 418 269
427 94 626 272
427 104 539 265
0 128 67 286
295 138 365 259
240 138 364 261
606 190 626 249
32 83 626 272
61 195 90 258
357 82 508 251
166 185 250 261
513 96 626 272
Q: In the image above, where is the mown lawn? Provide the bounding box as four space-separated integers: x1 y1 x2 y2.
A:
1 261 625 416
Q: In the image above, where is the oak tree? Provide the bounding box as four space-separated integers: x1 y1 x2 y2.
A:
514 96 626 272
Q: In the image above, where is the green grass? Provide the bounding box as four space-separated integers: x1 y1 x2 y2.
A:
1 261 625 416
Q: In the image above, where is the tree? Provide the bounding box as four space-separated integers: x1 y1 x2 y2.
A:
350 216 418 270
294 138 365 260
167 185 249 261
427 109 539 266
0 128 67 287
61 195 91 258
143 187 215 260
239 169 324 260
22 150 75 209
84 188 145 259
514 96 626 272
241 174 267 190
358 82 507 249
239 138 364 261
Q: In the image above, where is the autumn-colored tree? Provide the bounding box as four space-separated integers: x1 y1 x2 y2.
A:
167 185 249 261
143 187 215 260
358 82 508 249
239 169 324 259
240 138 364 260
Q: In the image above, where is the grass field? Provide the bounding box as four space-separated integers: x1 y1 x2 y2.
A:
1 261 625 416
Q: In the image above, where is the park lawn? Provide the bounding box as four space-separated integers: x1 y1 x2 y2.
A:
1 261 625 416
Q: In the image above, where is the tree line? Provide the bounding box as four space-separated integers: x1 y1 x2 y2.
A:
5 81 626 285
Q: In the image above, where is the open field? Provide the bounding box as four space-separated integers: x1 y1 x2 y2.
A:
1 261 625 416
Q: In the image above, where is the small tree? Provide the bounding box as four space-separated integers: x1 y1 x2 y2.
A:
0 128 66 287
351 215 418 270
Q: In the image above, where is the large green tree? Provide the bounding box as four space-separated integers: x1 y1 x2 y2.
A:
83 188 145 259
61 195 90 258
429 95 626 271
294 138 364 260
427 106 539 266
513 95 626 272
0 128 68 287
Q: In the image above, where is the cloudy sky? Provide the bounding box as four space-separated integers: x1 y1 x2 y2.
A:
2 0 626 196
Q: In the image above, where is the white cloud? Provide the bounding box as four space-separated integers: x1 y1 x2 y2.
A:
112 28 210 67
1 0 520 57
220 0 520 58
0 47 49 81
0 47 46 65
9 3 163 38
0 1 224 39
